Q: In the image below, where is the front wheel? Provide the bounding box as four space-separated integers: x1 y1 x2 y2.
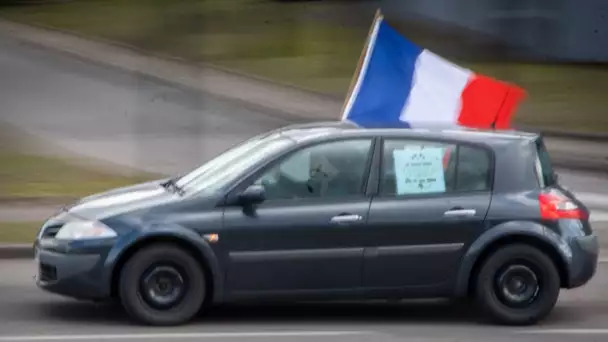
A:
474 244 561 326
118 244 206 326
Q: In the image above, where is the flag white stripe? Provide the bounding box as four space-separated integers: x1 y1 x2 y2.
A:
400 50 473 126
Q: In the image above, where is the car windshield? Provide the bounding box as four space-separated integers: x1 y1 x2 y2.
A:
175 132 294 194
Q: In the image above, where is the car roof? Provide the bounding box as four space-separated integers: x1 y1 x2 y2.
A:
274 121 540 146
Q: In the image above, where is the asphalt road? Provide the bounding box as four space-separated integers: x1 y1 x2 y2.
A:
0 258 606 341
0 34 292 176
0 33 607 196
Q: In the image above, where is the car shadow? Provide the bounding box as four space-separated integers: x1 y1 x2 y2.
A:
37 298 489 326
203 299 483 325
38 300 132 326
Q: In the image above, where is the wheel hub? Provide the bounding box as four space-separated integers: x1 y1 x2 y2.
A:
140 265 187 309
495 264 540 308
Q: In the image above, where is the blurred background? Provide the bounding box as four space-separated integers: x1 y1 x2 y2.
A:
0 0 607 244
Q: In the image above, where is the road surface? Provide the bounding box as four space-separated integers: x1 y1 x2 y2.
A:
0 33 608 196
0 34 292 176
0 259 607 341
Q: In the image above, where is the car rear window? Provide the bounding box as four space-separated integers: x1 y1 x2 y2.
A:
454 145 492 192
534 138 555 188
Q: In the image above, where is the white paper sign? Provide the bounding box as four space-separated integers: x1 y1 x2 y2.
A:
392 146 446 195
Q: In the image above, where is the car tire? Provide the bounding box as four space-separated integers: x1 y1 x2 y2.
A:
474 244 560 326
118 244 206 326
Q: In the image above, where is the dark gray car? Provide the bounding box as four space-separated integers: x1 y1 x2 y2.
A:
33 121 598 326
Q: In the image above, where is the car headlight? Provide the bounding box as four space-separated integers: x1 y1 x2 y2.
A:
55 221 117 241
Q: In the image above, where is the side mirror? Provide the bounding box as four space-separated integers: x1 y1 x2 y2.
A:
237 185 266 205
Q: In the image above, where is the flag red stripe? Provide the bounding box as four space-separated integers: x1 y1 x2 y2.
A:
494 87 527 129
457 74 526 129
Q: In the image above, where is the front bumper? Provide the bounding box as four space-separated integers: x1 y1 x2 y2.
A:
35 240 113 300
566 234 599 288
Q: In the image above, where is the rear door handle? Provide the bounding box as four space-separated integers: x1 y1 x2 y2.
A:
330 214 363 224
443 209 476 217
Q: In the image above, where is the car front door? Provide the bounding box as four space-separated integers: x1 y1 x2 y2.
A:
222 138 376 298
363 138 493 294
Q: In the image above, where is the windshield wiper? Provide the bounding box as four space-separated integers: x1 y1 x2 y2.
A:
161 178 185 196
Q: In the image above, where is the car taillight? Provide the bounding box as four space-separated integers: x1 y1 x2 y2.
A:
538 191 587 220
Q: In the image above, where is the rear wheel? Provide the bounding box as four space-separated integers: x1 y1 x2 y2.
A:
474 244 561 325
118 244 206 326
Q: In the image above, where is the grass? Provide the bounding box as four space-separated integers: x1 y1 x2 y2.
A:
1 0 607 132
0 127 154 201
0 149 153 200
0 222 40 243
0 0 367 95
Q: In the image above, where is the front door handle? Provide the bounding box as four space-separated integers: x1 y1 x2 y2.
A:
443 209 476 217
330 214 363 224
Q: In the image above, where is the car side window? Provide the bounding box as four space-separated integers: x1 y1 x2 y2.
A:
254 139 373 200
454 145 492 192
380 139 491 196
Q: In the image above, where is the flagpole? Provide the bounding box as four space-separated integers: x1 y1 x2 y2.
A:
491 89 511 129
340 9 383 118
493 83 526 129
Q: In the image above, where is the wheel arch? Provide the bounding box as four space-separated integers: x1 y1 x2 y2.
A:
455 223 571 297
466 235 569 296
108 233 224 303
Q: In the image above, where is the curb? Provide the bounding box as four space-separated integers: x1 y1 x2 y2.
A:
0 244 32 259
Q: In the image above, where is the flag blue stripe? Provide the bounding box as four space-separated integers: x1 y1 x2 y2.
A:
346 119 412 129
344 18 423 127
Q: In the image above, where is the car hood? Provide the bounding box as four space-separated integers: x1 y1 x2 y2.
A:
65 178 177 220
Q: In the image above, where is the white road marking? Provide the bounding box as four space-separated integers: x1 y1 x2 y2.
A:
0 331 371 341
590 211 608 222
517 328 608 335
575 193 608 207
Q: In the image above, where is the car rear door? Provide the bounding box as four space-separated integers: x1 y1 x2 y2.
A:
221 137 376 298
362 137 493 294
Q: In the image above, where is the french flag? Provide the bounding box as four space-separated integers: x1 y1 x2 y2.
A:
342 12 526 129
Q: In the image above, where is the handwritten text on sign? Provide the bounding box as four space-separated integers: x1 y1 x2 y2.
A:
392 146 446 195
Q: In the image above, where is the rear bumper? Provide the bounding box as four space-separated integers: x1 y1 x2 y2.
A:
566 234 598 288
